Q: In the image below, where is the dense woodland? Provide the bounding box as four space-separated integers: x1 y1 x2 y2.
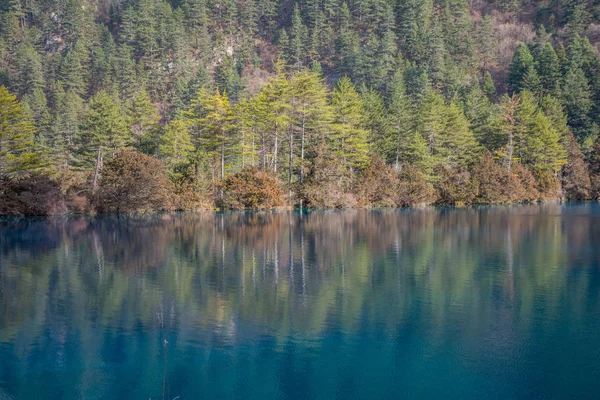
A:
2 0 600 213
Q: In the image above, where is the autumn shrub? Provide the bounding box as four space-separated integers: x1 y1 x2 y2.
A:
216 167 285 210
435 165 476 205
396 165 436 207
535 170 562 201
471 152 539 204
95 150 174 214
511 164 540 202
354 157 399 207
302 150 356 209
0 175 69 216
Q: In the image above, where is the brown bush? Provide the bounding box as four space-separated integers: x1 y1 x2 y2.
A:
216 167 285 210
302 150 356 209
0 175 78 216
95 150 174 214
354 157 400 207
435 165 476 205
396 165 436 207
471 152 538 204
535 170 562 201
511 163 540 202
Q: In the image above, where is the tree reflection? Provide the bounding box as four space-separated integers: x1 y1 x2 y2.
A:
1 205 599 398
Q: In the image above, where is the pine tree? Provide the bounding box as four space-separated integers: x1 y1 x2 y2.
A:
441 101 480 169
52 89 84 169
330 77 369 168
288 69 333 183
387 71 415 167
215 56 242 101
482 71 496 100
361 86 389 159
13 44 43 97
127 88 160 154
159 118 194 179
59 43 87 96
415 89 445 161
521 108 567 175
186 87 236 180
76 90 130 170
0 86 44 178
563 66 596 148
508 43 535 94
521 65 542 97
536 43 562 97
337 3 359 77
463 82 502 152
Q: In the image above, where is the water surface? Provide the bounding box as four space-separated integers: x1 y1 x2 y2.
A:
1 204 600 399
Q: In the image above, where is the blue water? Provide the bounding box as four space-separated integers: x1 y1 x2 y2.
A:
1 204 600 399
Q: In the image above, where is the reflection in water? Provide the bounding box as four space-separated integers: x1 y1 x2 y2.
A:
1 205 600 399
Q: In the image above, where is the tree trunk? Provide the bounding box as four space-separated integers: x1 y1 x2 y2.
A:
273 123 279 173
221 137 225 179
92 147 103 195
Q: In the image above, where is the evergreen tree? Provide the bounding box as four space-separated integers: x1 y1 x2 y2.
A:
13 44 43 97
0 86 44 178
76 90 130 169
159 118 194 179
186 87 236 180
536 43 562 97
563 66 596 148
289 4 309 69
127 88 161 154
330 77 369 168
52 89 84 169
387 71 415 167
441 101 480 169
508 43 535 94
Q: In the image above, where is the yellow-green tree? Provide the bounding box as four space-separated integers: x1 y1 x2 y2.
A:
0 86 44 179
330 77 369 169
187 88 235 180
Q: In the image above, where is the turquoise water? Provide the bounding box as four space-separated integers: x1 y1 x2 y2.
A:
1 204 600 399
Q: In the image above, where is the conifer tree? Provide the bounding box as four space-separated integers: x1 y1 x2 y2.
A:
387 71 415 167
127 88 161 154
536 43 562 97
76 90 130 170
0 86 44 178
187 88 236 180
330 77 369 168
52 89 84 169
508 43 535 94
13 44 43 97
563 66 596 148
159 118 194 179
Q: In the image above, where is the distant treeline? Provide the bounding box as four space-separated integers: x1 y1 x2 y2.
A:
1 0 600 214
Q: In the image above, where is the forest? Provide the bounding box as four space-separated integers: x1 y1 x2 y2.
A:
1 0 600 214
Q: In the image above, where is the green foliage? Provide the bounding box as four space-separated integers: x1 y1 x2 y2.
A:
0 86 44 179
330 77 370 168
508 43 535 94
0 0 599 211
76 90 130 169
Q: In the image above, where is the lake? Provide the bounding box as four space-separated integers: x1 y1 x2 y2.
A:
1 204 600 399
